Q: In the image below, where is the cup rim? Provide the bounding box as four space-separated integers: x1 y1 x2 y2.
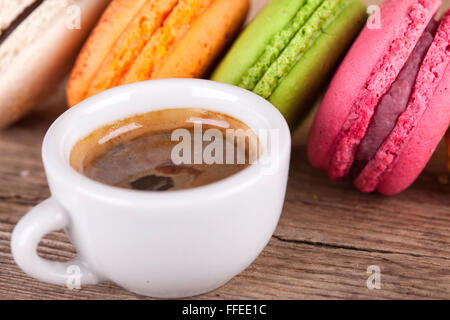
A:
42 79 291 205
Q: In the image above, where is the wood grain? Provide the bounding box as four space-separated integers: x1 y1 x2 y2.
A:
0 0 450 300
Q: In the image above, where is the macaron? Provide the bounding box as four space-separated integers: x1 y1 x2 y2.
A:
0 0 110 128
211 0 367 126
308 0 450 195
66 0 249 107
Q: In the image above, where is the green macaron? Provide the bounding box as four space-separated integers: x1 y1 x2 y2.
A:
211 0 367 127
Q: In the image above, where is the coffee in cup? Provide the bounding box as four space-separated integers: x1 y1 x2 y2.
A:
70 108 260 191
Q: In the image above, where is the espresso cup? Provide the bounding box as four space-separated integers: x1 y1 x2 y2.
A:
11 79 291 298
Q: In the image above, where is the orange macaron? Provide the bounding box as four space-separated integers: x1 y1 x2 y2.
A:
67 0 249 107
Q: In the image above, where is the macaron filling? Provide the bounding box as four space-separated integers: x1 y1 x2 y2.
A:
0 0 44 45
356 20 438 163
0 0 36 33
328 0 438 180
237 0 346 99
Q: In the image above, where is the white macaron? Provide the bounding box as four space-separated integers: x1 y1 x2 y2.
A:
0 0 110 128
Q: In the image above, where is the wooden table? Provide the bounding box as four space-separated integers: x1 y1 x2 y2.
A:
1 0 449 300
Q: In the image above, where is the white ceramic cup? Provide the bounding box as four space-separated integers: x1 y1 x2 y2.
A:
11 79 291 298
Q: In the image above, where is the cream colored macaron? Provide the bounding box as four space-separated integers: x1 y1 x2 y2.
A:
0 0 111 128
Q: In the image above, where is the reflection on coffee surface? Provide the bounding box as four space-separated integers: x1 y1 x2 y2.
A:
70 109 259 191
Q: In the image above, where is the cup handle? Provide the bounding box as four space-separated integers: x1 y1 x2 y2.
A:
11 198 101 287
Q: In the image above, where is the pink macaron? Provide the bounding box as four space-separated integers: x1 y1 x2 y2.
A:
308 0 450 195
